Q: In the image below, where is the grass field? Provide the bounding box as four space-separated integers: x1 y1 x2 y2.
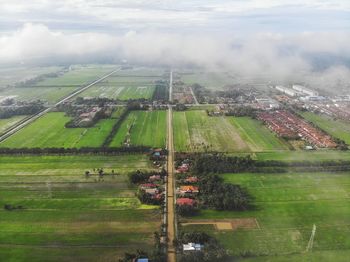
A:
229 117 289 151
0 65 116 103
254 150 350 161
0 66 62 88
179 71 233 90
110 110 166 148
182 171 350 260
301 111 350 145
173 111 286 152
0 112 115 148
0 155 160 261
0 115 27 134
80 83 155 100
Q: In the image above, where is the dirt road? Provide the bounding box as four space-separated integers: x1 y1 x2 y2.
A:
167 106 176 262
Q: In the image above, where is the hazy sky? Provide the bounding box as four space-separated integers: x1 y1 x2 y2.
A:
1 0 349 34
0 0 349 89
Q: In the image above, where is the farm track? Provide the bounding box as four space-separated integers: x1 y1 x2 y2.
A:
167 69 176 262
0 67 121 143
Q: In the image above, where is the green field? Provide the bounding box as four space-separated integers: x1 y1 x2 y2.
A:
229 117 289 151
0 65 116 103
0 112 115 148
80 83 155 100
179 71 233 90
110 110 166 148
182 171 350 260
0 115 27 134
301 111 350 145
0 155 160 261
0 66 62 88
173 111 286 152
254 150 350 161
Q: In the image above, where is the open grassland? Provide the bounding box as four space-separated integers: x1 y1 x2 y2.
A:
173 110 250 152
110 110 166 148
229 117 289 152
0 115 28 134
182 171 350 261
255 150 350 161
0 112 115 148
80 83 155 100
0 66 62 88
301 111 350 145
0 65 116 103
179 71 233 90
0 86 79 104
0 155 160 261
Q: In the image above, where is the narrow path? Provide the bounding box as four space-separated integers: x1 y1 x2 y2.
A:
169 70 173 102
189 86 199 105
167 70 176 262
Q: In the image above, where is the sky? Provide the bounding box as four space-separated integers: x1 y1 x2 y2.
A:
0 0 349 89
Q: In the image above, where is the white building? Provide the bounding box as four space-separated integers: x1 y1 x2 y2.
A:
183 243 203 251
275 85 300 97
292 85 318 96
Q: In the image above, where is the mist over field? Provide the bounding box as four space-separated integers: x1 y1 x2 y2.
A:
0 1 349 91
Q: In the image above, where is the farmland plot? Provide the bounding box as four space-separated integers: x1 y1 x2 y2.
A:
110 110 166 148
182 171 350 261
173 110 250 152
0 155 160 261
0 115 28 134
0 112 115 148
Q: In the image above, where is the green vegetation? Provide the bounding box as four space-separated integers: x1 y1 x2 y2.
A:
80 83 155 100
180 71 233 90
0 65 115 103
174 110 253 152
301 111 350 144
184 171 350 260
0 155 160 261
255 150 350 161
110 110 166 148
229 117 289 151
0 115 27 134
0 112 115 148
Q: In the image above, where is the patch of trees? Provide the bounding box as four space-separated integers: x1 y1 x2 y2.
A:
176 203 198 216
152 80 169 101
15 71 65 87
137 189 163 205
127 100 150 110
225 106 257 117
102 108 130 147
129 169 167 184
4 204 24 211
191 154 254 174
119 232 165 262
173 103 188 111
198 174 251 211
0 102 45 119
191 83 209 104
0 146 151 155
175 231 228 262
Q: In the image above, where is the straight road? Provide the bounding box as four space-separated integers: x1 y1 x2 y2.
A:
189 86 199 105
0 67 121 143
169 70 173 102
167 106 176 262
167 69 176 262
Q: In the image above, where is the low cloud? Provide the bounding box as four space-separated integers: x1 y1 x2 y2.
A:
0 23 349 92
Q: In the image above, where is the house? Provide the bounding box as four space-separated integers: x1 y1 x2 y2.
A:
176 163 190 173
179 185 199 194
148 175 161 182
144 188 159 195
136 258 149 262
185 176 198 183
139 183 157 189
183 242 203 251
176 198 196 206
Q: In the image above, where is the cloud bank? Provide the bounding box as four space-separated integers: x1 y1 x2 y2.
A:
0 23 349 91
